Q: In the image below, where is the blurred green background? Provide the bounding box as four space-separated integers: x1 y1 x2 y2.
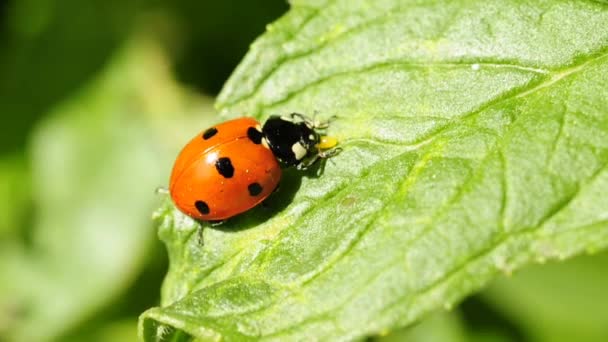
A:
1 1 607 341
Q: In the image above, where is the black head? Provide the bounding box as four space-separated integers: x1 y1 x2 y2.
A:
262 115 320 166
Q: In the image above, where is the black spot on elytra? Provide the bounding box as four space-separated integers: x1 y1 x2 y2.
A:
215 157 234 178
195 200 210 215
248 182 263 196
202 127 218 140
247 127 263 144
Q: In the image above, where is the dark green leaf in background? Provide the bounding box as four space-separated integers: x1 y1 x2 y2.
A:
0 0 143 153
483 251 608 342
0 155 31 238
374 310 468 342
141 0 608 340
165 0 289 94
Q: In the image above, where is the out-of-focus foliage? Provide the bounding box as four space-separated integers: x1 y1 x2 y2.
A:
0 0 285 340
375 311 468 342
0 155 30 238
378 251 608 342
0 33 213 341
0 0 143 153
483 252 608 342
1 0 607 341
0 0 287 153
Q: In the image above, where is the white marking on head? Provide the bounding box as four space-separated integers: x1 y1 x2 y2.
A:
308 134 315 140
291 142 307 160
262 138 271 149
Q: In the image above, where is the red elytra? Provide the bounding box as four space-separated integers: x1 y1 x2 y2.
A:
169 117 281 221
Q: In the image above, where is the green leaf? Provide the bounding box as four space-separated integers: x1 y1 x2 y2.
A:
141 0 608 340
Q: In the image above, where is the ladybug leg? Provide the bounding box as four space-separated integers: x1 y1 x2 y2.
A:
319 146 342 159
312 115 336 129
288 112 322 128
287 112 310 124
287 112 337 130
317 147 342 168
297 154 320 170
197 220 225 245
209 220 225 227
197 227 205 245
312 115 337 130
297 147 342 170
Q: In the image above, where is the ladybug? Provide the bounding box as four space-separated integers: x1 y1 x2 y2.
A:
169 113 341 221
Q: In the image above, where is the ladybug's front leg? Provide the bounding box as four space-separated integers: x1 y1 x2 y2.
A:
296 154 320 170
311 115 337 129
287 112 336 130
297 146 342 170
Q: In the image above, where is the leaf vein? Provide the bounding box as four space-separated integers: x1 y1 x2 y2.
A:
266 61 548 109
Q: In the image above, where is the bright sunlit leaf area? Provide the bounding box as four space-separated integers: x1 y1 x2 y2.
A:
1 0 607 341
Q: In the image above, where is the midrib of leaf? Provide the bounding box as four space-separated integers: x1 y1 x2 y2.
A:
237 51 607 131
516 50 608 99
264 62 549 114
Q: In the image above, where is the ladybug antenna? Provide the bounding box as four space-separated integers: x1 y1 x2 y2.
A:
155 186 169 195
